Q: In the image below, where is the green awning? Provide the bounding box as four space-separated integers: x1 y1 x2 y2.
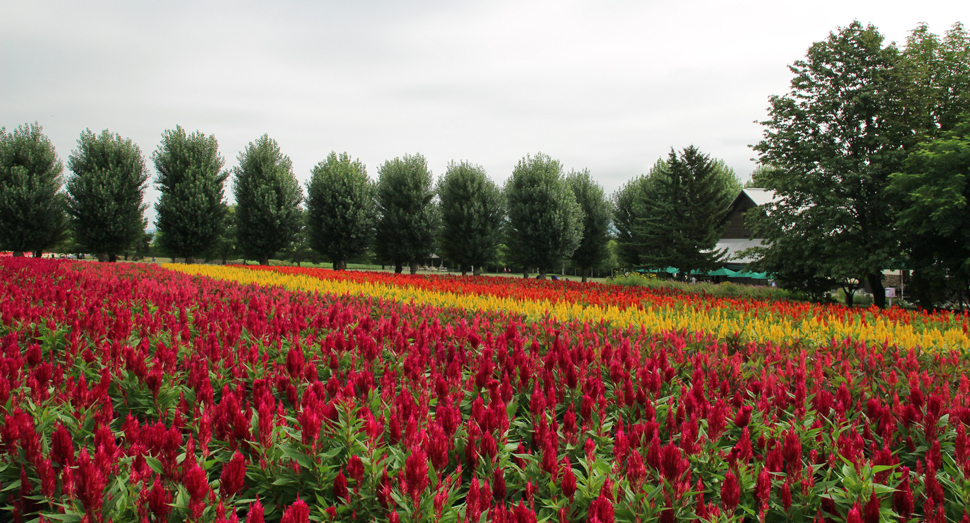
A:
734 271 768 279
708 267 738 277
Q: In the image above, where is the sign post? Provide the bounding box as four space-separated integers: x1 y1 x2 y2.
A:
885 287 896 308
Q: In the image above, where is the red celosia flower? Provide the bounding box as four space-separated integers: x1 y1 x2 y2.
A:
247 497 265 523
404 448 429 503
893 467 913 520
51 423 75 468
280 496 310 523
781 478 792 512
334 469 349 502
752 467 770 514
733 405 752 428
862 489 880 523
845 504 863 523
467 476 481 522
146 476 172 522
720 470 740 513
347 455 365 485
220 452 247 498
286 345 304 379
493 467 506 501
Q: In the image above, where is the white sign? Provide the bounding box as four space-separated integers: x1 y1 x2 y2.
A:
885 287 896 298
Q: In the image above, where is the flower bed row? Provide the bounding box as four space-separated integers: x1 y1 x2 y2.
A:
169 264 970 354
2 259 970 522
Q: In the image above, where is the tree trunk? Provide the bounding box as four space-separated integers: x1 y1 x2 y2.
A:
12 251 23 257
473 266 482 276
581 267 589 283
33 250 42 258
868 272 886 308
394 262 403 274
537 269 546 280
842 285 854 307
98 252 108 262
185 256 195 264
259 255 269 266
409 261 419 274
108 253 118 263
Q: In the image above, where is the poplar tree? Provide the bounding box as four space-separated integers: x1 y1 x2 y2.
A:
437 161 503 275
0 123 67 256
233 135 304 266
503 153 583 279
306 152 375 270
66 129 148 262
374 154 438 274
567 169 611 282
152 126 228 263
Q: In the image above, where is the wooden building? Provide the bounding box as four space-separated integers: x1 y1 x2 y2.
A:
716 188 779 268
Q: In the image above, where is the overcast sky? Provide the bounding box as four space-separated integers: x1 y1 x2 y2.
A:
1 1 964 225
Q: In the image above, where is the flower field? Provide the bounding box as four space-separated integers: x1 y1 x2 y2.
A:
2 259 970 522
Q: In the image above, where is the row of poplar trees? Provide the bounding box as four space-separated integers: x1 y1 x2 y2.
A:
0 126 631 280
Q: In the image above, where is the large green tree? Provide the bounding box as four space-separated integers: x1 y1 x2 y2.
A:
890 115 970 308
751 21 918 308
504 153 583 280
612 160 664 268
633 146 737 278
0 123 67 257
66 129 149 262
900 22 970 136
232 135 304 266
152 126 228 264
306 152 376 270
567 169 611 282
437 161 503 275
374 154 438 274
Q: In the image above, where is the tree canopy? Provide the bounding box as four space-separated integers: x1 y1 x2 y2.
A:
567 169 611 282
503 153 583 279
436 161 504 275
633 147 737 278
890 115 970 308
306 152 376 270
374 154 438 274
66 129 148 262
232 135 304 266
0 123 67 256
750 21 916 307
152 126 228 263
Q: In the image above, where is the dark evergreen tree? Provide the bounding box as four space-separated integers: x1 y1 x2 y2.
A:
634 146 736 279
437 161 503 275
232 135 304 266
503 153 583 280
374 154 438 274
612 161 664 269
152 126 228 264
306 152 375 270
66 129 148 262
567 169 611 282
0 123 67 257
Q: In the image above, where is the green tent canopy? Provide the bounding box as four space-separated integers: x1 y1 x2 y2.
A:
708 267 738 277
734 270 768 279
